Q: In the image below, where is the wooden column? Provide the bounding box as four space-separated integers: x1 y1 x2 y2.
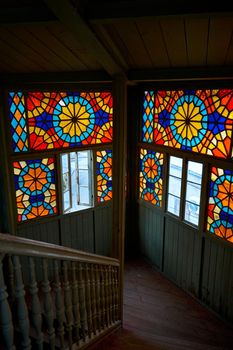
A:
112 75 127 321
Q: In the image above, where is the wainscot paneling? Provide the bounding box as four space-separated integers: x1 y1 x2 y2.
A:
201 236 233 323
138 202 164 269
60 209 94 253
17 218 60 245
94 204 112 257
163 217 202 297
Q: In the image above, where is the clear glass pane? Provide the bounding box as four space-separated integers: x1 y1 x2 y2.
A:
168 176 182 197
61 154 69 173
187 161 203 184
70 152 77 173
62 173 69 192
186 182 201 206
80 186 90 205
169 156 183 178
63 190 70 211
185 201 200 226
78 151 88 169
167 194 180 216
79 170 88 186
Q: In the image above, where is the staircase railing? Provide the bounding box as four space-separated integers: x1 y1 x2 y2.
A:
0 233 120 349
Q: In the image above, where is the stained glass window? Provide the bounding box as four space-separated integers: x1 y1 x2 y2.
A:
207 167 233 243
139 149 163 206
9 91 113 151
143 89 233 158
9 92 28 152
13 158 57 221
96 150 112 202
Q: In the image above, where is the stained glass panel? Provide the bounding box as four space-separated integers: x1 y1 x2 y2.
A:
9 92 28 152
207 167 233 243
27 92 113 150
96 150 112 202
139 149 163 206
143 89 233 158
142 91 154 142
13 158 57 221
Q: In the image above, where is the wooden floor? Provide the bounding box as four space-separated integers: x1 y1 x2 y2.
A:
92 259 233 350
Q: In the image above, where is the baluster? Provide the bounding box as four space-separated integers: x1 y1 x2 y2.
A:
100 265 106 329
108 265 113 325
28 257 43 349
112 266 117 322
41 259 55 349
84 263 92 339
104 266 110 327
90 264 97 335
71 262 80 345
78 263 87 342
94 265 101 333
4 255 15 302
12 255 31 350
0 254 15 350
63 261 74 349
53 260 65 349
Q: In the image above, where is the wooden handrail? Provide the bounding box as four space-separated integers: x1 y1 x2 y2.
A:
0 233 119 266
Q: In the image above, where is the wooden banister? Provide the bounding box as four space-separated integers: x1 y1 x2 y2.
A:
0 233 121 350
0 233 119 266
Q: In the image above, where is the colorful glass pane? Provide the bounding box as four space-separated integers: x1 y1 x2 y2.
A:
9 92 28 152
142 91 154 142
139 149 163 206
207 167 233 243
13 158 57 221
27 92 113 150
96 150 112 202
143 89 233 158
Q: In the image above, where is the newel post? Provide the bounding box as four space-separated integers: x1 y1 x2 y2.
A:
112 75 127 322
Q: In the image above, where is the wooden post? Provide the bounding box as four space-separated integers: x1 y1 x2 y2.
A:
63 261 74 349
112 75 127 322
53 260 65 349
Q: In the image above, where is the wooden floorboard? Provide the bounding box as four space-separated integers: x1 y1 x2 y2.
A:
90 259 233 350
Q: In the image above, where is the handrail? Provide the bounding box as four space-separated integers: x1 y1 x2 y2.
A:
0 233 119 266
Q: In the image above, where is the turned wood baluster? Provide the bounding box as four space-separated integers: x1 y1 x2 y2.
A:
104 266 110 327
112 266 118 322
53 260 65 349
90 264 97 335
100 265 106 329
78 262 87 342
41 259 55 349
84 263 92 339
12 255 31 350
71 262 80 345
63 261 74 349
0 255 15 350
28 257 43 349
108 265 113 325
5 255 15 302
94 265 101 332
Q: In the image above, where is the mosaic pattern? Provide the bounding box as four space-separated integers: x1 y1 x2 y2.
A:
207 167 233 243
9 92 28 152
8 91 113 151
96 150 112 202
13 158 57 221
143 90 233 158
139 149 163 206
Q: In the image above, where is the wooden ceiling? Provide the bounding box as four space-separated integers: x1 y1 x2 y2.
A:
0 0 233 82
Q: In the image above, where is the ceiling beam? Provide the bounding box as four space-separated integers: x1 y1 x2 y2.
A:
86 1 233 23
43 0 125 77
128 66 233 84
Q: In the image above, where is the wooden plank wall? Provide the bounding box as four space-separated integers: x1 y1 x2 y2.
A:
138 201 233 324
17 205 112 256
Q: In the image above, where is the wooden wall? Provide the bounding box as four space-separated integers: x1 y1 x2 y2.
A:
138 201 233 324
17 204 112 256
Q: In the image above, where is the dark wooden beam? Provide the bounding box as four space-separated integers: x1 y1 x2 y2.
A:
0 4 56 24
44 0 125 77
86 1 233 23
0 70 112 88
128 66 233 84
